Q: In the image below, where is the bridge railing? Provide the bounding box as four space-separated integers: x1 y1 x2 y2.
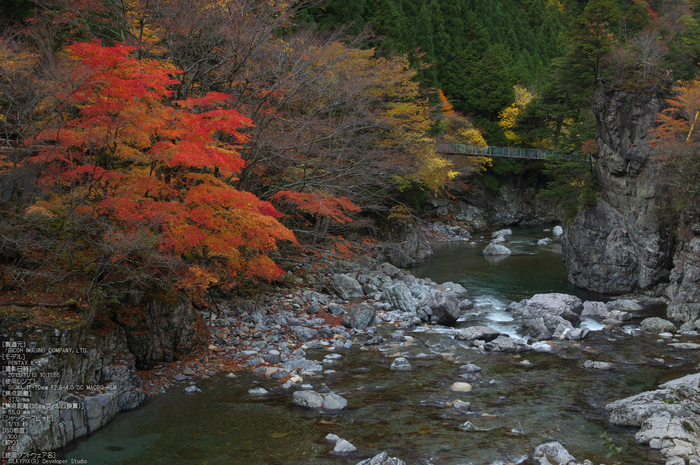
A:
435 143 586 161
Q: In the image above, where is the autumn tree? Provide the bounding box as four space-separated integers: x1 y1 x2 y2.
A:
652 78 700 197
3 41 295 304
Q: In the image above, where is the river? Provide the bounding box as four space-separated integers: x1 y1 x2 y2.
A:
58 227 700 464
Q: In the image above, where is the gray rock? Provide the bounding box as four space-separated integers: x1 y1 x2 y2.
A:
532 442 577 465
322 393 348 410
641 317 677 334
581 301 609 318
484 335 534 354
390 357 411 370
390 330 406 342
561 89 671 296
482 243 512 255
416 290 460 325
378 262 401 278
332 439 357 454
343 303 376 330
458 298 474 311
552 226 563 236
459 363 482 373
456 326 500 342
184 385 201 393
292 390 324 409
440 282 470 299
538 238 553 246
608 299 644 312
292 326 317 342
356 452 407 465
331 274 364 300
328 303 345 316
492 228 513 238
283 359 323 374
583 360 615 370
380 282 417 313
521 293 582 340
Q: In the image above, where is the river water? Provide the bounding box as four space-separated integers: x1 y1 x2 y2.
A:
58 227 700 465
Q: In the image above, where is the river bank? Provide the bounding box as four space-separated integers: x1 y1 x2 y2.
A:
27 226 700 465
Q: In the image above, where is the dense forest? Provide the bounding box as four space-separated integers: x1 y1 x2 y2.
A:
1 0 700 309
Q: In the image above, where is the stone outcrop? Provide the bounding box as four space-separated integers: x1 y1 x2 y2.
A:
562 86 674 295
1 324 145 458
115 295 201 369
667 204 700 322
607 373 700 462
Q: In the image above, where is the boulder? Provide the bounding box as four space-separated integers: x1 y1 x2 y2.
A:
607 299 643 312
483 335 534 354
343 303 376 330
640 317 677 334
521 293 582 340
377 262 401 278
482 243 512 255
380 282 417 313
537 238 553 246
456 326 500 342
322 393 348 410
390 357 411 371
458 299 474 311
416 290 460 325
532 442 577 465
607 374 700 461
491 228 513 238
581 301 609 318
459 363 482 373
552 226 563 236
331 274 364 300
292 390 324 409
440 282 470 299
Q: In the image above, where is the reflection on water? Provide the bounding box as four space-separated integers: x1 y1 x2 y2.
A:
58 227 700 465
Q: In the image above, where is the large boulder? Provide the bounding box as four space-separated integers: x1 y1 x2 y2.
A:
607 373 700 461
380 282 417 313
343 303 376 330
416 290 460 325
521 293 582 340
482 243 512 256
331 274 364 300
581 301 609 318
640 317 677 334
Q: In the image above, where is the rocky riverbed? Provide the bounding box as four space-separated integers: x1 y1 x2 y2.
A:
49 235 700 464
9 226 700 464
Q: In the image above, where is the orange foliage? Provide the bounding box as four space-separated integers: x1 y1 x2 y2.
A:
270 190 361 224
31 41 296 292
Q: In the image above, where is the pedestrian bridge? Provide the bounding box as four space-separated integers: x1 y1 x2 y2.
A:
435 143 586 161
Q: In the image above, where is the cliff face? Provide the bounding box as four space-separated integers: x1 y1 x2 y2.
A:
562 86 675 294
667 200 700 322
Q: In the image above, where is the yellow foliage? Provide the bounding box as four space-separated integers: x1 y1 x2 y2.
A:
499 85 534 145
457 127 488 147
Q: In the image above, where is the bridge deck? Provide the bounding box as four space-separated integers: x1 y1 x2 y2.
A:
436 143 585 161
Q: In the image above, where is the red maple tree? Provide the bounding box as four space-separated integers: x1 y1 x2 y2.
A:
29 40 296 299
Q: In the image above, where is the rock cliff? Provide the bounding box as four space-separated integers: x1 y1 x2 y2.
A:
562 85 674 294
